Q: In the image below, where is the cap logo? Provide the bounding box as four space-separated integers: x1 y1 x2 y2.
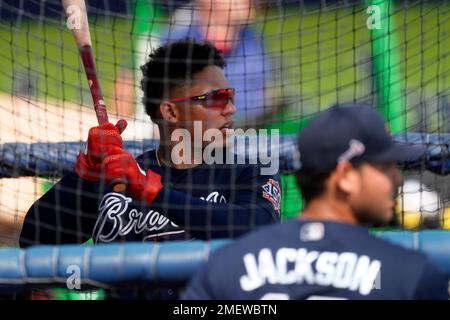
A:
338 139 365 162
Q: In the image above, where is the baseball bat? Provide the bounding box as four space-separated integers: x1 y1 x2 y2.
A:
62 0 126 192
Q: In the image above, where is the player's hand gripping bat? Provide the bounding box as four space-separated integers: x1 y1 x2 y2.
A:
62 0 126 192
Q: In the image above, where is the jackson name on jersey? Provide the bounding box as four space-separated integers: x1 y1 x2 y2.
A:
240 247 381 295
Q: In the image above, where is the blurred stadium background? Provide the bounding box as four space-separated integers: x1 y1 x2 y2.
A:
0 0 449 299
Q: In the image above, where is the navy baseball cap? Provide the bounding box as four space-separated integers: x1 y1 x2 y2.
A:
297 104 427 173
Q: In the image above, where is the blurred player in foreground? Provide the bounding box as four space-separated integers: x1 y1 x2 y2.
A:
20 40 280 247
183 104 449 300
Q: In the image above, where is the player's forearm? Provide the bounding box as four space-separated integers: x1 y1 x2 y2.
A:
151 187 276 239
19 173 99 247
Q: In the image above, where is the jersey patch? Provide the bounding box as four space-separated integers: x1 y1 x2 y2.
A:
262 178 281 214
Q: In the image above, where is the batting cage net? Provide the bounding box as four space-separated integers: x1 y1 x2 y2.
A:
0 0 449 299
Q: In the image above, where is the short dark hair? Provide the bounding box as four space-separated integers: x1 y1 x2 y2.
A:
295 171 332 205
295 162 366 205
140 39 226 120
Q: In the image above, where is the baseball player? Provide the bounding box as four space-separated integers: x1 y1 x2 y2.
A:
20 39 281 247
183 104 449 300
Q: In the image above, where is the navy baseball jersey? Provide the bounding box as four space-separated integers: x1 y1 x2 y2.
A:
183 220 449 300
20 149 281 247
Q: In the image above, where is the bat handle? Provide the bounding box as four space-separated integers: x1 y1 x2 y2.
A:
79 45 127 192
79 45 109 125
110 179 127 193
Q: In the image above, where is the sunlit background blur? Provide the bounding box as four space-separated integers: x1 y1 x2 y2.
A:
0 0 449 250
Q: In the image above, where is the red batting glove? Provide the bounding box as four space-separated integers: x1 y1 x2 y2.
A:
102 151 163 204
75 119 128 181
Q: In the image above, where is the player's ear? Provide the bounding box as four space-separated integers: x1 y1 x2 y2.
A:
159 101 179 124
335 161 360 194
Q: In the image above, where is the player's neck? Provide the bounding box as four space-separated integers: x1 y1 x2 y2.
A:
300 198 358 225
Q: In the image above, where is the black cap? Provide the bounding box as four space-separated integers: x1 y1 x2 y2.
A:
297 104 427 173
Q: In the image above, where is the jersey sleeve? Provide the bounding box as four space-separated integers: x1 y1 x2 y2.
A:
413 259 449 300
151 167 281 239
19 172 102 247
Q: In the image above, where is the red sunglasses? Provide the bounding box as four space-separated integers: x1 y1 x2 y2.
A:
170 88 235 109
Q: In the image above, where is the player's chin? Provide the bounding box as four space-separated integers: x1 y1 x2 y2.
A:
222 129 235 147
361 207 393 227
376 208 395 226
215 128 234 147
202 137 226 150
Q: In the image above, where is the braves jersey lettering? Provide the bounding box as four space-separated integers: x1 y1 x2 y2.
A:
93 191 231 243
20 149 280 247
240 248 381 295
93 193 179 243
200 191 227 203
